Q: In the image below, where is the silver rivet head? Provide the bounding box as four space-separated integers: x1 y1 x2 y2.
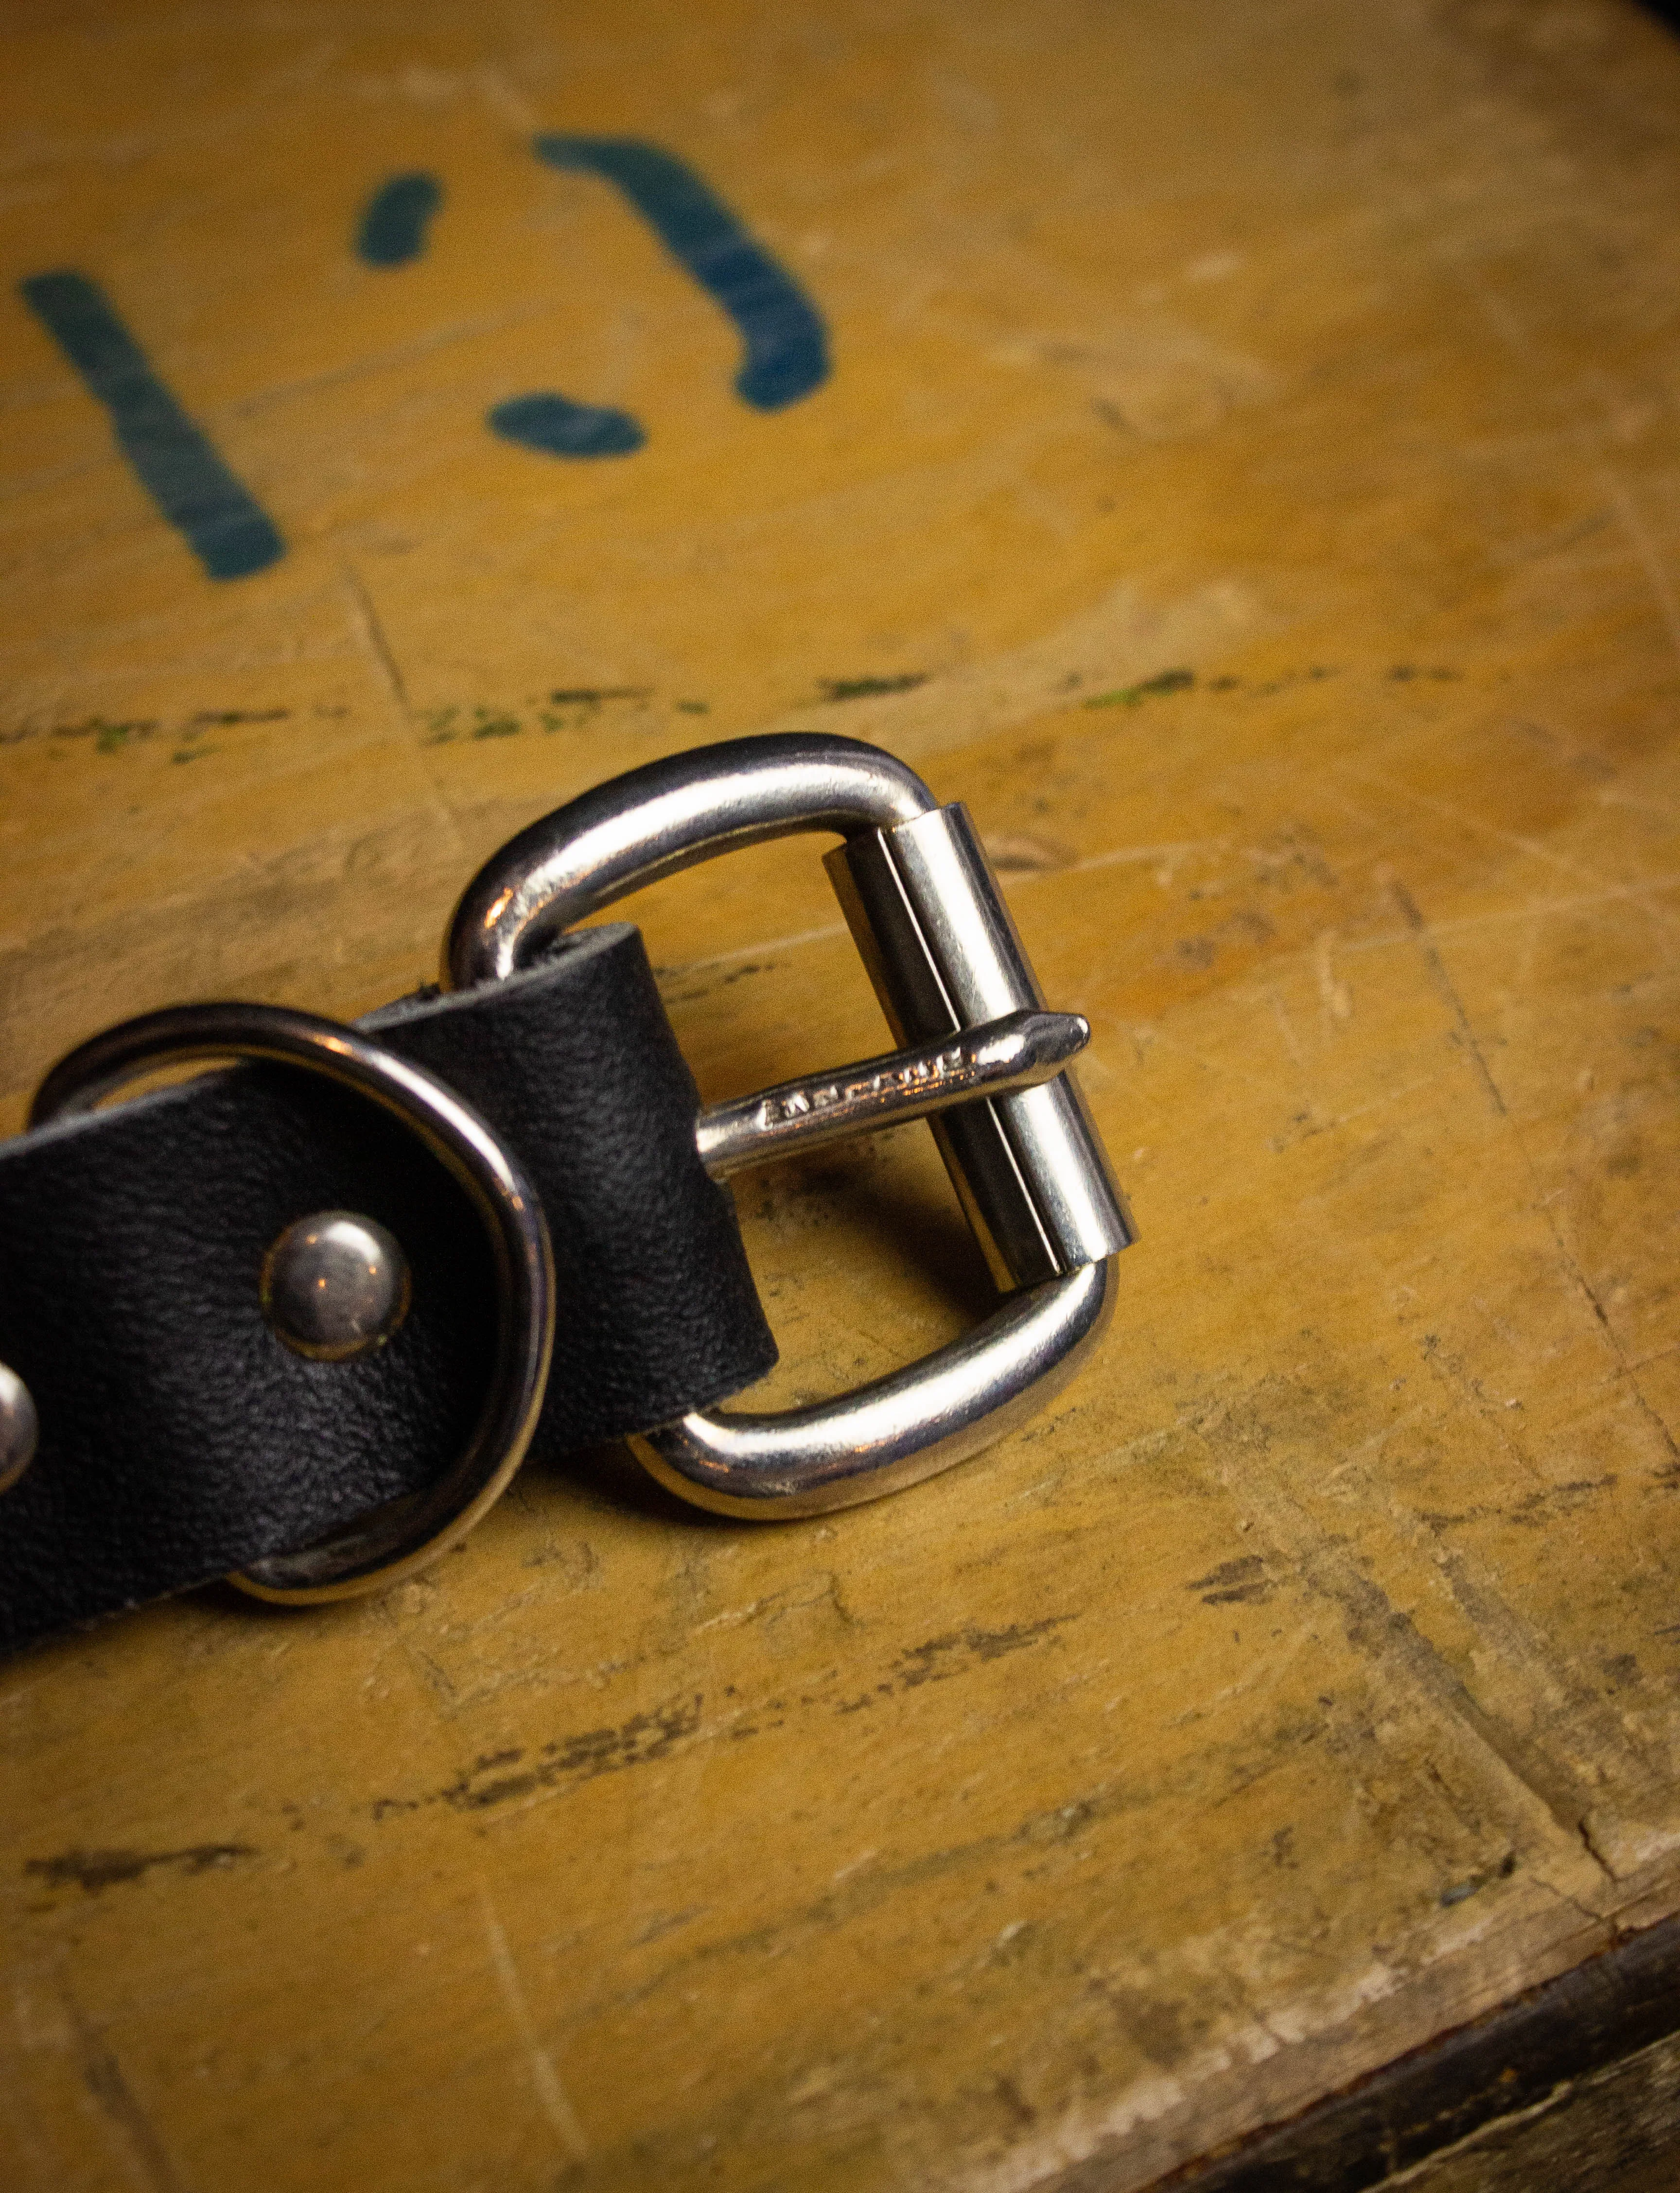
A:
260 1211 411 1363
0 1362 38 1494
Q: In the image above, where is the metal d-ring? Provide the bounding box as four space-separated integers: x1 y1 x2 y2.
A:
29 1002 555 1602
442 731 1128 1521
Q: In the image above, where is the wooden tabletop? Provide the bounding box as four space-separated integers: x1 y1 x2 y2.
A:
3 2 1680 2187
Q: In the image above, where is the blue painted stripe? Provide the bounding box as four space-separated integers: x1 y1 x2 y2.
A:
487 392 645 457
357 173 443 266
20 271 283 580
532 135 829 410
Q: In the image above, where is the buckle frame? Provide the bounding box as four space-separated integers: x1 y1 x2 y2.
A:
444 733 1133 1517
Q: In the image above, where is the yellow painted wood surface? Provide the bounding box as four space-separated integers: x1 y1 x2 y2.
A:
3 2 1680 2187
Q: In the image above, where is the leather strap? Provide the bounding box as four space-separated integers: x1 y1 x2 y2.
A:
0 924 776 1650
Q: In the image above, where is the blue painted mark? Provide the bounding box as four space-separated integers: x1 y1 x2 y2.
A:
357 173 443 266
532 135 829 410
488 392 645 458
20 271 283 580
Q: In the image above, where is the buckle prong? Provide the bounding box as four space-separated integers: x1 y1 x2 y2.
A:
694 1007 1089 1179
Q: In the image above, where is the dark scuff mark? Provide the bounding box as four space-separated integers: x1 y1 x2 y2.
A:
1 707 289 754
374 1612 1084 1824
25 1842 256 1895
377 1695 704 1820
1189 1553 1273 1606
892 1615 1075 1689
818 673 928 702
1441 1850 1518 1906
1085 667 1194 709
995 2074 1038 2127
548 685 652 705
632 1905 707 1947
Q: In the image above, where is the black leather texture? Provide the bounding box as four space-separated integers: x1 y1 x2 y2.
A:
0 924 777 1650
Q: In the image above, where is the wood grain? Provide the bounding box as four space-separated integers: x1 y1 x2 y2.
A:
2 2 1679 2187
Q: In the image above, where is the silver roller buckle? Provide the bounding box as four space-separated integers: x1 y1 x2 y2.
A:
445 732 1135 1519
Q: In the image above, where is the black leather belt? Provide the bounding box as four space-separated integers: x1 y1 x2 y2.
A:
0 734 1134 1653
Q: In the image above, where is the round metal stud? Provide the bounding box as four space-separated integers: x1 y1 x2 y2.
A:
0 1362 38 1495
30 1000 554 1603
261 1210 411 1363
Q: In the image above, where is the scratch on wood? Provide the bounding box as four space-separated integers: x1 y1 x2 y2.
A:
1185 1387 1618 1879
1352 769 1680 942
1382 870 1678 1467
1339 875 1680 961
1263 985 1307 1070
477 1882 589 2161
1314 930 1353 1030
1382 868 1507 1117
62 1985 186 2193
341 561 411 716
1598 465 1680 672
656 921 849 981
595 1751 1308 2025
1318 1545 1609 1870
